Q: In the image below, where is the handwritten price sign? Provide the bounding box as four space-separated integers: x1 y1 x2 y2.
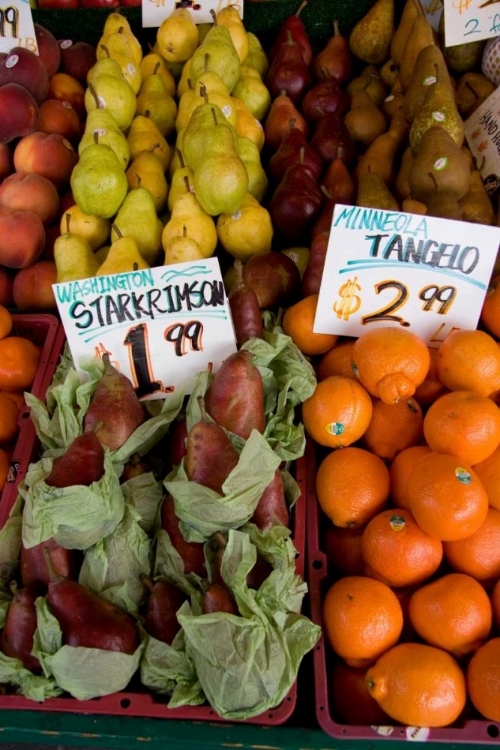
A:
0 0 37 55
443 0 500 48
53 259 237 401
314 204 500 346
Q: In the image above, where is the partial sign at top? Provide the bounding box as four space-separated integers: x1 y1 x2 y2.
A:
313 204 500 347
423 0 444 32
142 0 242 29
465 87 500 196
443 0 500 48
0 0 37 55
53 258 238 401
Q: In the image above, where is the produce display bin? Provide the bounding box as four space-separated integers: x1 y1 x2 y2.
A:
0 329 307 727
0 314 60 512
307 444 500 745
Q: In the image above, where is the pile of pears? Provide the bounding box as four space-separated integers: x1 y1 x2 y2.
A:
54 6 275 284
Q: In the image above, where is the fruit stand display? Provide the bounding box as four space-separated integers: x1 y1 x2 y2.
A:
2 0 500 747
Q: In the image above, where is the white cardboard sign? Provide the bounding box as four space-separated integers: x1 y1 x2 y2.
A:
142 0 242 30
443 0 500 48
423 0 444 32
465 87 500 195
0 0 37 55
53 258 237 401
314 204 500 347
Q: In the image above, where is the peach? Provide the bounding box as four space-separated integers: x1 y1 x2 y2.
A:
0 267 14 306
59 40 96 86
13 259 57 310
47 72 85 120
0 209 45 268
34 24 61 78
14 132 77 190
0 48 48 104
0 83 39 144
38 99 81 143
0 172 59 225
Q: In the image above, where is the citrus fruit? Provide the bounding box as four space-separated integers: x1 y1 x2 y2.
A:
0 305 12 341
467 638 500 721
316 446 390 528
472 446 500 511
302 375 373 448
407 452 489 541
316 339 356 381
362 397 424 462
443 508 500 583
282 294 337 356
408 573 492 656
413 346 447 406
481 275 500 339
323 575 403 668
366 642 466 727
351 327 430 404
361 508 443 588
0 392 19 446
0 337 40 391
389 445 432 510
436 328 500 397
423 390 500 465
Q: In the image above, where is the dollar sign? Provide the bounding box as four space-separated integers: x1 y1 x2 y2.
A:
452 0 473 14
333 277 362 321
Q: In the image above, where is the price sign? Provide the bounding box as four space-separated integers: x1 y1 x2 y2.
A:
423 0 444 32
464 87 500 196
142 0 242 30
53 259 237 401
313 204 500 346
443 0 500 48
0 0 37 55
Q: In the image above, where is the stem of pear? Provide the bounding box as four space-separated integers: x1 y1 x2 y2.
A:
65 212 71 234
88 82 99 109
465 81 480 98
140 574 155 593
204 52 209 73
112 223 123 239
43 547 59 582
333 19 340 36
153 61 161 75
176 148 185 168
428 172 439 192
99 44 110 58
200 83 208 103
321 185 333 199
133 262 139 271
214 531 227 550
183 175 190 193
298 146 305 165
197 395 209 422
295 0 307 17
210 8 217 24
211 107 218 126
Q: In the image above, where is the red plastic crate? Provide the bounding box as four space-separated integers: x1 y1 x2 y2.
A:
307 441 500 745
0 314 60 513
0 326 306 725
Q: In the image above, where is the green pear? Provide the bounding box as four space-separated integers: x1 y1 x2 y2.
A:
111 187 163 265
97 34 142 93
190 25 240 92
136 71 177 138
127 115 171 170
126 151 168 213
71 139 128 219
97 227 150 276
232 65 271 121
88 56 123 82
79 109 130 169
243 32 269 78
84 74 136 131
162 180 217 259
183 103 233 171
54 214 100 282
140 53 176 97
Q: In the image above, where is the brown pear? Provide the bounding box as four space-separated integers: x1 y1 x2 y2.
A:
205 350 265 440
424 173 463 220
83 354 145 451
459 170 495 225
391 0 419 67
347 66 386 106
409 63 464 153
383 79 405 119
356 166 399 210
395 146 415 200
404 44 452 122
264 91 308 150
402 197 427 214
409 127 470 202
379 59 399 88
45 430 105 488
1 586 41 673
312 20 353 84
349 0 394 65
399 5 436 92
185 396 239 494
356 107 408 185
439 12 485 74
45 550 140 654
455 73 495 117
344 86 387 146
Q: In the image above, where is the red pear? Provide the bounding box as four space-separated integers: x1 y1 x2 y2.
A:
268 0 313 67
313 20 353 84
266 30 312 103
161 495 206 577
264 91 308 150
268 125 323 183
301 77 350 122
228 259 264 347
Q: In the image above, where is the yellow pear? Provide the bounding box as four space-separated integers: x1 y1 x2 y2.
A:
168 160 195 212
162 182 217 259
391 0 419 67
127 115 171 170
100 13 142 66
94 245 110 265
215 6 249 63
216 193 272 261
60 205 110 251
140 54 176 97
169 130 186 178
126 151 169 213
54 214 100 283
156 8 199 63
349 0 394 65
96 228 150 276
96 33 142 94
164 226 205 265
176 58 193 98
232 97 265 151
